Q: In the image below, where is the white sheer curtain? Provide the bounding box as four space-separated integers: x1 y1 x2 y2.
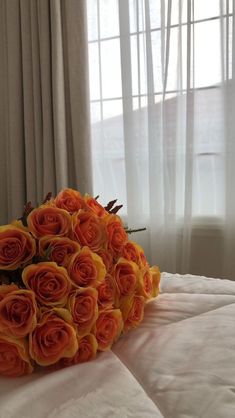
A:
87 0 235 279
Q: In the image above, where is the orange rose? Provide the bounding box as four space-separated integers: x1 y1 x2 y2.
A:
68 246 106 288
0 334 33 377
60 334 98 367
120 295 145 331
54 188 85 213
76 334 98 362
114 258 140 300
39 236 80 267
150 265 161 298
29 310 78 366
94 309 123 351
0 289 37 338
0 284 19 302
71 210 107 252
97 274 117 309
68 287 98 337
97 249 113 272
105 215 128 258
0 225 36 270
27 206 71 239
84 195 107 218
137 244 149 268
122 241 141 266
137 267 153 299
22 262 72 307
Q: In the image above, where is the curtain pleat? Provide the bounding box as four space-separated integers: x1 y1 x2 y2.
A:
0 0 92 223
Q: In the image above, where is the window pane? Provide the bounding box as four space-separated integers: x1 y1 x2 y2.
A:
149 0 161 29
100 0 120 39
194 0 221 21
165 26 187 91
90 102 101 124
194 19 222 88
171 0 187 26
91 111 127 212
101 39 122 99
103 99 123 120
131 34 147 96
193 155 224 216
88 43 100 101
129 0 145 33
87 0 98 41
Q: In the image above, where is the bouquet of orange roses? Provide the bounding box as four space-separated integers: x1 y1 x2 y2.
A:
0 189 160 377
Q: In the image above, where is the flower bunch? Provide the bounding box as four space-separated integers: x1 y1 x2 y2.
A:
0 189 160 377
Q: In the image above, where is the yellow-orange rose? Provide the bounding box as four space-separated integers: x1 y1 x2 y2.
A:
68 246 106 288
137 244 149 268
93 309 123 351
29 310 78 366
39 236 80 268
71 210 107 252
60 334 98 367
54 188 85 213
150 265 161 298
0 334 33 377
22 262 72 307
68 287 98 337
0 289 37 338
114 258 140 300
27 206 71 239
0 284 19 302
97 248 113 272
120 295 145 331
137 267 153 300
84 195 107 218
105 215 128 259
122 241 141 266
97 274 117 309
0 225 36 270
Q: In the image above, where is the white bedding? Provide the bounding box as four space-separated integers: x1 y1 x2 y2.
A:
1 272 235 418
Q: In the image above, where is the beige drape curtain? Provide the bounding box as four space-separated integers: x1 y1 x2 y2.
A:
0 0 92 224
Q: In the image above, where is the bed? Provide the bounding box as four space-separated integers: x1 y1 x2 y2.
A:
1 272 235 418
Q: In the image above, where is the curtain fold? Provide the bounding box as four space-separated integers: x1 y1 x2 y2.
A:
0 0 92 224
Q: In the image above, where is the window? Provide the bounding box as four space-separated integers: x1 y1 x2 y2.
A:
87 0 233 219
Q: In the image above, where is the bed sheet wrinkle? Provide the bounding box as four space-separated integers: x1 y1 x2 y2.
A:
0 351 163 418
113 274 235 418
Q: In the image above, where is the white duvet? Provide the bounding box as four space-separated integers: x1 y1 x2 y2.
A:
1 272 235 418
